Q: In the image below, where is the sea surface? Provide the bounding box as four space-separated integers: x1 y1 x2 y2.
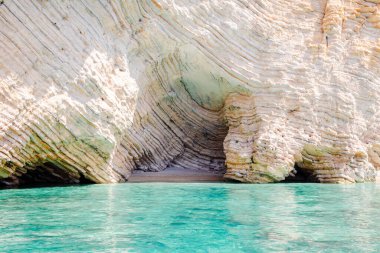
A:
1 183 380 252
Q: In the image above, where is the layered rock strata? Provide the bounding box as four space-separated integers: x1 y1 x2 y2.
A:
0 0 379 186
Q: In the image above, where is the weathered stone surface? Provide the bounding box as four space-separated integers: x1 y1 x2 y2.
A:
0 0 379 185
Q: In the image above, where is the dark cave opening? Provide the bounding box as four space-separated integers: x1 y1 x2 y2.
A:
0 162 94 189
282 164 318 183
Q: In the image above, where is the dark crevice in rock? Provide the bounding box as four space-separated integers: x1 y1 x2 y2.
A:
18 162 77 185
79 173 95 184
222 176 244 183
0 162 95 189
282 164 318 183
0 176 19 188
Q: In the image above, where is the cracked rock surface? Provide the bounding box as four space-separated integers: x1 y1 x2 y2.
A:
0 0 379 186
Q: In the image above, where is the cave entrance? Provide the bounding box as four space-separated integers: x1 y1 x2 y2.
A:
282 164 318 183
128 111 229 182
129 81 230 182
0 162 94 189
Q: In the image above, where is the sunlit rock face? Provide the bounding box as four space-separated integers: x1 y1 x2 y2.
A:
0 0 379 185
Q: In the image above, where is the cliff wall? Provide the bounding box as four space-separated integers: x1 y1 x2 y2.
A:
0 0 379 185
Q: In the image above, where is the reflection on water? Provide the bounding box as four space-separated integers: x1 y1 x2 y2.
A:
1 183 380 252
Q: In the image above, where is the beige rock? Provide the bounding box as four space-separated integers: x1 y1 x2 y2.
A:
0 0 379 185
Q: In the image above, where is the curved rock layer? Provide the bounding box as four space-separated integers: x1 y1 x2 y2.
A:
0 0 379 185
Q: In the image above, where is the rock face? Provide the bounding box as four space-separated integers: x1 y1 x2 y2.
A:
0 0 379 186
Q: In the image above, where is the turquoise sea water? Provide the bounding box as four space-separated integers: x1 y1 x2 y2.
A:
1 183 380 252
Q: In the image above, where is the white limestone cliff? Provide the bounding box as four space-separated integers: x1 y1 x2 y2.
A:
0 0 379 186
